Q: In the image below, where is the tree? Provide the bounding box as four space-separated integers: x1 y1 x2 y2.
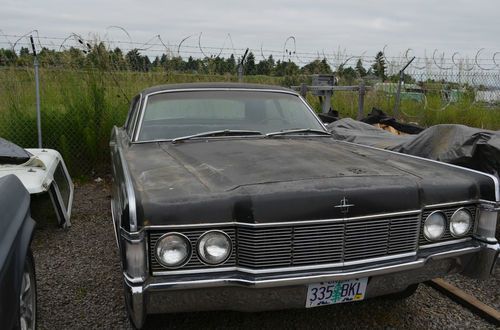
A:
225 54 236 74
301 58 332 74
244 52 256 75
256 55 275 75
355 59 367 77
371 51 386 81
274 60 299 76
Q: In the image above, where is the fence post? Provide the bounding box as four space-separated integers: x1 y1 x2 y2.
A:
238 48 249 83
393 56 415 120
357 81 365 120
300 83 307 98
30 35 42 148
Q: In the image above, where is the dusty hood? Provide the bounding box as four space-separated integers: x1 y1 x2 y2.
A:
157 138 410 190
124 137 495 226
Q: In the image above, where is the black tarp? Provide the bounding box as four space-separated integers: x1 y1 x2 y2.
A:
0 138 31 165
327 118 500 177
360 108 424 134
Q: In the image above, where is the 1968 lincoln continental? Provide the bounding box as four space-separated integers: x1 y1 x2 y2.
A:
110 83 499 328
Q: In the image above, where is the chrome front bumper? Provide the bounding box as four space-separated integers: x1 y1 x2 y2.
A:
124 240 499 328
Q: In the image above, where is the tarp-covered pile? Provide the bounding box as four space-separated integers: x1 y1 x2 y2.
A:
327 118 500 177
0 138 31 165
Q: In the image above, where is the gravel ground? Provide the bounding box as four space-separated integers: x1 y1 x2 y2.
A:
32 180 499 329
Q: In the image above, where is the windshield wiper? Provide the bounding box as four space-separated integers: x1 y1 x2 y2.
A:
172 130 263 143
265 128 331 137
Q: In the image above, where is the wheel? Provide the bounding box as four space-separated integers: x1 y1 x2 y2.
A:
386 283 419 300
19 248 36 330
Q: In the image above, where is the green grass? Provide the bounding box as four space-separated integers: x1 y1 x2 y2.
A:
1 67 499 177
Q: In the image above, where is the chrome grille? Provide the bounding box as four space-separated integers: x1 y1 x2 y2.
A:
237 216 419 268
149 214 420 273
419 205 476 245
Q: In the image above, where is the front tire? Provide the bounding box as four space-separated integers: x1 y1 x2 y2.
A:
19 249 37 330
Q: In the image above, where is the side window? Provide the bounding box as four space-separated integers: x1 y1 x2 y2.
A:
125 95 141 137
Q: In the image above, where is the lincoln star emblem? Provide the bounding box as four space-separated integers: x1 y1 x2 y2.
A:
335 197 354 214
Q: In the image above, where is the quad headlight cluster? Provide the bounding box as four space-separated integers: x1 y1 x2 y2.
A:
155 230 232 268
423 208 473 241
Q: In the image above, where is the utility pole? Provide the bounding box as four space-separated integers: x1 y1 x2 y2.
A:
30 35 42 148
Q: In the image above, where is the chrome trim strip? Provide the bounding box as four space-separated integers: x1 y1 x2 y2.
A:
110 199 120 249
151 252 417 276
124 272 145 284
424 200 479 208
141 209 422 231
419 237 472 249
142 246 481 290
342 252 416 266
133 88 301 142
117 142 138 232
338 140 500 202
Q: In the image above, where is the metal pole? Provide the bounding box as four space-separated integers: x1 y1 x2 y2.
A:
300 83 307 98
30 36 42 148
357 80 365 120
238 48 249 83
393 56 415 119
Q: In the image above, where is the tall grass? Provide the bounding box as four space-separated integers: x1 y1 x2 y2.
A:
0 67 499 177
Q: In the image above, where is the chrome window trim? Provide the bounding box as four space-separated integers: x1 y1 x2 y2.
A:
139 209 422 232
338 140 500 202
418 237 472 249
151 251 417 276
132 88 326 143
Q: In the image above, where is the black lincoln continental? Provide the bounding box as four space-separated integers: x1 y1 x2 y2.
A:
110 83 499 328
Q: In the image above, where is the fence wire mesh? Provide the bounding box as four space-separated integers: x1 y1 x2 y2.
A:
0 33 499 176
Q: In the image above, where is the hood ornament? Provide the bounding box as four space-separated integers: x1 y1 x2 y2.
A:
335 197 354 214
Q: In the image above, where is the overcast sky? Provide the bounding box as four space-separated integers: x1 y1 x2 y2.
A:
1 0 499 63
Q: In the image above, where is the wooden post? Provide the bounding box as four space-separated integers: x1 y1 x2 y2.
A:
357 81 365 120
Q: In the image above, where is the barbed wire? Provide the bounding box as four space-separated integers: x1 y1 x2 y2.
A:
2 31 500 72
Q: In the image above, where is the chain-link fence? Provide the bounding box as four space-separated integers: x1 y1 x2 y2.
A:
1 33 499 176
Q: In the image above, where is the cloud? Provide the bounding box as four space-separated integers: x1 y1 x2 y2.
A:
1 0 498 60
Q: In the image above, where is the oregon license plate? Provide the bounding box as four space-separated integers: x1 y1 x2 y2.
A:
306 278 368 307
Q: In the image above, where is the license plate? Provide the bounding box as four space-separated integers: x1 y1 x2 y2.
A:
306 278 368 307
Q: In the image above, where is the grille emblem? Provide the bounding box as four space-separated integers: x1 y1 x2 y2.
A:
335 197 354 214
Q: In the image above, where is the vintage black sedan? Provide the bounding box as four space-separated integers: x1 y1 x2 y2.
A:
110 83 499 328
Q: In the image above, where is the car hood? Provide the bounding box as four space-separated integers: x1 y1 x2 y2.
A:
125 137 496 225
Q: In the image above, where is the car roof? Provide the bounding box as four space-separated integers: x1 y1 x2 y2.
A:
140 83 296 95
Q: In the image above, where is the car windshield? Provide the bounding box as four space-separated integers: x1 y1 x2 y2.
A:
137 90 326 141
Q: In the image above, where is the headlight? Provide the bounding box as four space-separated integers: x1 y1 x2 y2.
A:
423 211 446 241
155 233 191 268
197 230 232 265
450 208 473 237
